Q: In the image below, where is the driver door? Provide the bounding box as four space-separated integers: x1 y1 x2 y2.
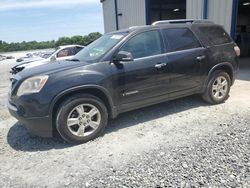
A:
111 30 168 110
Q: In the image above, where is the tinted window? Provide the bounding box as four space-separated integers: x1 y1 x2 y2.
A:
120 30 162 59
75 46 83 54
198 26 232 45
163 28 201 52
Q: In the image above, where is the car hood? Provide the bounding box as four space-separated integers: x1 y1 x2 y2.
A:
11 58 48 74
17 60 88 79
21 59 50 69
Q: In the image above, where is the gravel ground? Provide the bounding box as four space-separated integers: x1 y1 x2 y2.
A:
0 56 249 187
87 117 250 188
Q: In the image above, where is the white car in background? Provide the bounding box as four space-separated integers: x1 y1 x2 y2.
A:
11 45 84 74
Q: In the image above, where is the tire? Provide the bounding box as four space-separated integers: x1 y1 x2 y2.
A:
202 70 231 104
56 94 108 144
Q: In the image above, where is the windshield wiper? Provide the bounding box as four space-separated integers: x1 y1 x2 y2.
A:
66 58 80 62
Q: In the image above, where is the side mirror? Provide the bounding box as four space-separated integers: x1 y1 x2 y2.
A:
114 51 134 63
50 55 56 62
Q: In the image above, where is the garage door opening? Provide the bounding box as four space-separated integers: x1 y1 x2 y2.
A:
148 0 186 24
235 0 250 57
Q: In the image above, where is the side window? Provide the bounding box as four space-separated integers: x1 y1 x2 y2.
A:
57 47 75 58
198 26 232 45
163 28 201 52
120 30 163 59
75 46 83 54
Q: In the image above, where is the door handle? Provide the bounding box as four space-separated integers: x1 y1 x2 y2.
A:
196 55 206 61
155 63 167 68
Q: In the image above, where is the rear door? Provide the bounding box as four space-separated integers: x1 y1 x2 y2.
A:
161 27 207 95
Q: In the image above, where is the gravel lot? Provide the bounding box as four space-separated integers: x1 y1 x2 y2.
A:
0 55 249 187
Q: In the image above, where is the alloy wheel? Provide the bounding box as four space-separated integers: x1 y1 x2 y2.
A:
212 76 229 100
67 104 101 137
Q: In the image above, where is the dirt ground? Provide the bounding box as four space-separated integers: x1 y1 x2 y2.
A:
0 56 249 187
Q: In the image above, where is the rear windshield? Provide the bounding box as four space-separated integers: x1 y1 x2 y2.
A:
198 26 232 46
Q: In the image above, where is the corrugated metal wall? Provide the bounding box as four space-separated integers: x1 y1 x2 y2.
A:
102 0 146 33
102 0 116 33
186 0 233 34
207 0 233 33
117 0 146 30
102 0 234 35
186 0 204 19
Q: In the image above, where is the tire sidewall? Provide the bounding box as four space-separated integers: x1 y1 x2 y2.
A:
56 95 108 144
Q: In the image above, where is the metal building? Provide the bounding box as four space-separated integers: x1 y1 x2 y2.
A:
101 0 250 56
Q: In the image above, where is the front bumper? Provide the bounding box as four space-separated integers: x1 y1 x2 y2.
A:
7 100 53 137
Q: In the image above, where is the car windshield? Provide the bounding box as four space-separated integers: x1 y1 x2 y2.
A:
73 33 127 62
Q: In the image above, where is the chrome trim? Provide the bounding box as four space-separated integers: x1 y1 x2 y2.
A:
123 90 139 96
152 19 214 26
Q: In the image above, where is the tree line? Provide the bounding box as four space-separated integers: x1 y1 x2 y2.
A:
0 32 102 52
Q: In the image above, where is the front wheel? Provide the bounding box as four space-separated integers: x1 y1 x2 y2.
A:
202 71 231 104
56 94 108 144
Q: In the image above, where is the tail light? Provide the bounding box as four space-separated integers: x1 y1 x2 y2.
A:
234 46 240 57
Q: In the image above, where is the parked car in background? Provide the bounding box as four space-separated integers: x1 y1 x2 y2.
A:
16 53 45 63
40 51 53 59
0 55 6 61
16 57 26 62
8 20 240 144
0 55 13 61
6 56 14 59
11 45 84 74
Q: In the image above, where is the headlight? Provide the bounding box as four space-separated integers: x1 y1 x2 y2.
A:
17 75 49 96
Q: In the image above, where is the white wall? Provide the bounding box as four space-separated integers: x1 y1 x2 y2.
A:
207 0 233 33
102 0 116 33
102 0 234 34
117 0 146 30
186 0 204 19
102 0 146 33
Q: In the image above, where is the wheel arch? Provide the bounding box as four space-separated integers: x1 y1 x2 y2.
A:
49 85 117 127
207 62 234 86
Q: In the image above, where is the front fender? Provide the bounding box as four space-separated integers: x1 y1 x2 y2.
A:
49 84 117 119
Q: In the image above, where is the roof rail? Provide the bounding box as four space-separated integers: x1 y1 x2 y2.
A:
152 19 213 26
129 25 146 29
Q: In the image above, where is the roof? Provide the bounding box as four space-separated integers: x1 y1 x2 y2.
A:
107 19 216 35
58 45 85 49
152 19 214 25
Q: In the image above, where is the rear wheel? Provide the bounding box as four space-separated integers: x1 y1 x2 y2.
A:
202 71 231 104
56 94 108 144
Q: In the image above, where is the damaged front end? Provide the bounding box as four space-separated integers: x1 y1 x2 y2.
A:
10 65 25 75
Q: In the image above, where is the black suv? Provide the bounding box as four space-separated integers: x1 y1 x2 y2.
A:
8 20 240 144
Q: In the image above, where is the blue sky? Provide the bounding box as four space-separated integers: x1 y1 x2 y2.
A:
0 0 104 43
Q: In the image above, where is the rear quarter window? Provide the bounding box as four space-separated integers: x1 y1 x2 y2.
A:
163 28 201 52
198 26 232 46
